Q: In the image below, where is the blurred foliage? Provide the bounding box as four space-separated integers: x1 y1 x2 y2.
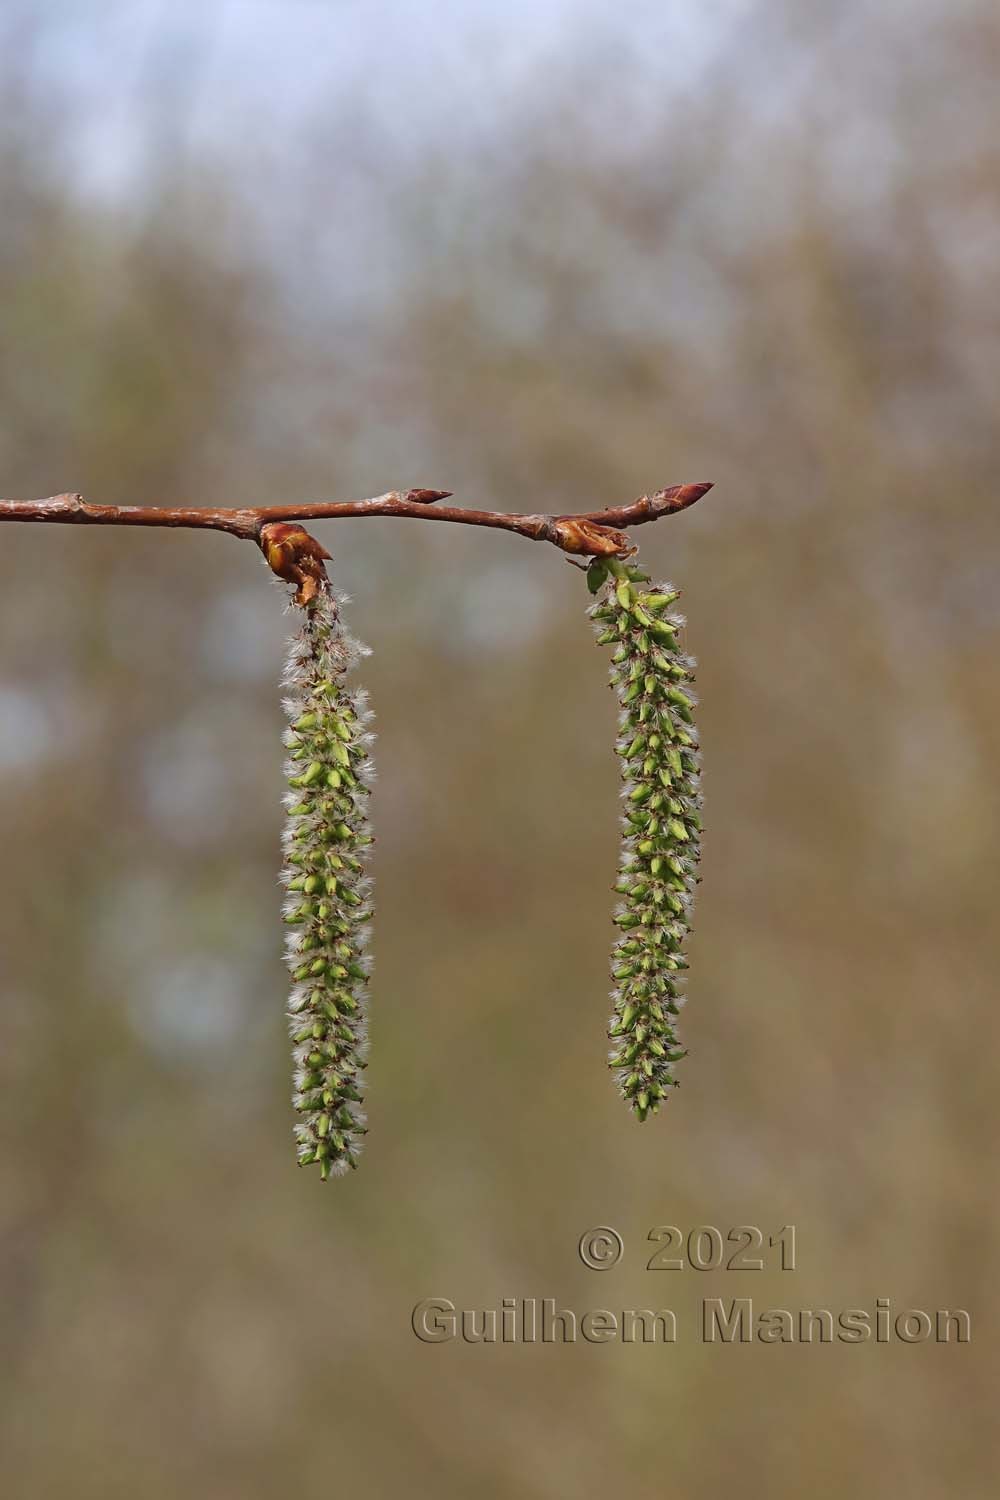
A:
0 2 998 1497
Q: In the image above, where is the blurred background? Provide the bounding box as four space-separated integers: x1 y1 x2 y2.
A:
1 1 998 1495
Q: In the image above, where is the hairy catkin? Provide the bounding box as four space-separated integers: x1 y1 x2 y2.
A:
589 556 702 1119
280 586 374 1178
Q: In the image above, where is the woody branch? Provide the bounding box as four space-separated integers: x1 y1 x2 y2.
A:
0 481 712 601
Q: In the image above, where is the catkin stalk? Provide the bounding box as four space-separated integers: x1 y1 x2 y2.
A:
281 585 374 1177
588 555 702 1119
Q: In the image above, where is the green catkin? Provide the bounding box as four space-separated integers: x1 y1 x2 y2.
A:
281 585 374 1178
587 555 702 1120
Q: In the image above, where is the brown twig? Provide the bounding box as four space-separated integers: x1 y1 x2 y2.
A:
0 481 710 547
0 482 712 596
